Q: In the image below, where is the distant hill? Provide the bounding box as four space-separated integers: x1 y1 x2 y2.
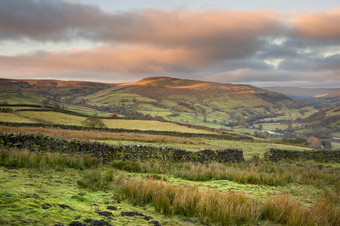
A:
263 86 339 100
0 78 113 99
263 86 340 108
0 77 299 127
301 105 340 138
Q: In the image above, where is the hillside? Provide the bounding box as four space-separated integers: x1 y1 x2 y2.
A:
82 77 298 128
0 78 113 100
264 86 340 108
301 105 340 138
0 77 301 129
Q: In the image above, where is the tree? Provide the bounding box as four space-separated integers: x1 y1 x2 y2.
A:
307 136 321 149
110 113 118 118
82 115 106 128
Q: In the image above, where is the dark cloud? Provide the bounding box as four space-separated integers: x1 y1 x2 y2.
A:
0 0 339 87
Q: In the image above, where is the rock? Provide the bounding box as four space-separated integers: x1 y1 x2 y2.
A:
149 220 161 226
41 203 52 209
121 211 144 217
54 224 64 226
58 204 75 211
98 211 113 217
92 219 110 226
26 194 39 199
107 206 117 210
69 221 85 226
84 219 93 223
144 216 153 221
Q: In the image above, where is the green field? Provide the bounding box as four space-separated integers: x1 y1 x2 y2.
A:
0 113 37 123
63 104 112 117
0 77 339 225
102 119 215 134
0 93 41 105
0 149 338 225
20 111 85 126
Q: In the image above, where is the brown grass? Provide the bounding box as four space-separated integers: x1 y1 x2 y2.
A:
262 191 340 225
0 125 201 145
117 176 339 225
116 176 261 225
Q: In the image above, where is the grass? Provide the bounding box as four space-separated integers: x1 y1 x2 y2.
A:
262 191 340 225
0 93 41 105
0 113 37 123
0 167 189 225
117 176 340 226
0 125 313 161
116 176 261 225
1 148 339 225
62 104 112 117
0 125 203 145
102 119 215 133
111 160 340 189
77 168 115 191
0 149 101 170
19 111 85 126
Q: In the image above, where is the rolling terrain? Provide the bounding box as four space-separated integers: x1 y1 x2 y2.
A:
0 78 339 225
1 76 338 146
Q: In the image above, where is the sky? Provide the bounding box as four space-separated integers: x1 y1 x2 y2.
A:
0 0 340 88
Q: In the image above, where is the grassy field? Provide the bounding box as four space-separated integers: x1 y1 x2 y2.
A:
63 104 112 117
0 125 311 160
19 111 85 126
0 149 339 225
102 119 215 134
0 113 37 123
0 93 41 105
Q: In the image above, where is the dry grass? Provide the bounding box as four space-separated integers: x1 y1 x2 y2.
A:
102 119 214 134
117 176 339 225
116 176 261 225
0 125 202 145
262 191 340 225
112 160 340 188
0 148 101 170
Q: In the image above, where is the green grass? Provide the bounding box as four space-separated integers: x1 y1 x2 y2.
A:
331 142 340 150
111 160 340 189
0 149 101 170
20 111 85 125
118 176 340 226
102 119 215 133
63 104 112 117
0 112 37 123
0 93 41 105
1 148 339 225
0 167 191 226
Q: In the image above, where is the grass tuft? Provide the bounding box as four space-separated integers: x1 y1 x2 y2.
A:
0 148 101 170
116 176 261 225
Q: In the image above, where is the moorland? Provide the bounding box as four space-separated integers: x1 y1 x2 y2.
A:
0 77 339 225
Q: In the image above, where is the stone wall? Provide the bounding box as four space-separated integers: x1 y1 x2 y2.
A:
0 132 245 163
267 148 340 162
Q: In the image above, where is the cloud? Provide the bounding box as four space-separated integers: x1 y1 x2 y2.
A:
0 0 339 87
0 45 216 74
292 8 340 42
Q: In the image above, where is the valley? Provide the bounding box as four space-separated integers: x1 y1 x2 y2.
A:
0 77 339 225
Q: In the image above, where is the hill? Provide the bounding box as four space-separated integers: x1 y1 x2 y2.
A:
301 105 340 138
0 76 301 129
0 78 113 100
81 77 298 128
263 86 340 108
